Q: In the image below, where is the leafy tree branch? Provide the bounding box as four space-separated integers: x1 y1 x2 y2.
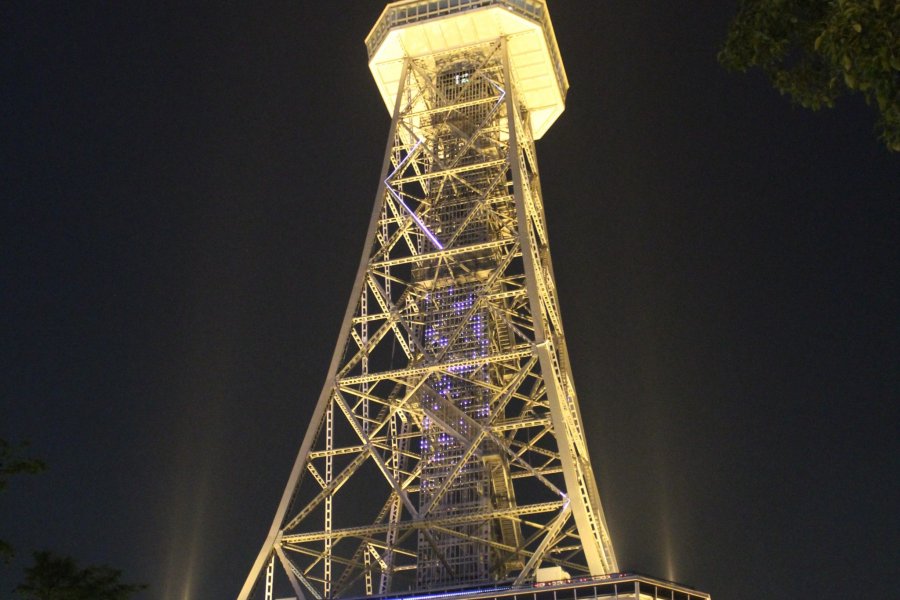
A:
0 440 46 493
15 552 146 600
1 439 46 562
720 0 899 151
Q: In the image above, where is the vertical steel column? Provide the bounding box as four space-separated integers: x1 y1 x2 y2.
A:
265 555 274 600
364 549 373 596
324 398 334 598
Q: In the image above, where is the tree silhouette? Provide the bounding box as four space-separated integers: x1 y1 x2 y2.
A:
720 0 899 151
15 552 146 600
1 439 46 562
2 440 145 598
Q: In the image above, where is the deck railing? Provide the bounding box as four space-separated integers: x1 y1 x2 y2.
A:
366 0 567 97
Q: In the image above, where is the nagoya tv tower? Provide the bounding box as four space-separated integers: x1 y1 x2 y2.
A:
240 3 709 600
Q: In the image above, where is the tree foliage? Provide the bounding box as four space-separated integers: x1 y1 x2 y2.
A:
719 0 900 151
1 441 144 597
1 439 46 562
15 552 146 600
0 439 46 493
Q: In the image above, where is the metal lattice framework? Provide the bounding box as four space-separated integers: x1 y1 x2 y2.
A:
239 4 616 600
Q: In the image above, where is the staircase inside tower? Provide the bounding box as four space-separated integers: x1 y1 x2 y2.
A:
413 56 523 590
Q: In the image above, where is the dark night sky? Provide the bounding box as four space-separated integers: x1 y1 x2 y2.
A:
2 2 898 599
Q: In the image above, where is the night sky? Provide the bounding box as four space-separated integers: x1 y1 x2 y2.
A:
2 2 898 599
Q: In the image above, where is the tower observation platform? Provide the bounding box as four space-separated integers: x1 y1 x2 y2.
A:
366 0 567 139
238 2 710 600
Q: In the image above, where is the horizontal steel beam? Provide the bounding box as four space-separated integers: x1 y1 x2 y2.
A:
282 500 565 544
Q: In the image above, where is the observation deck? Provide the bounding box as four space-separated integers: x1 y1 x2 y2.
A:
366 0 568 139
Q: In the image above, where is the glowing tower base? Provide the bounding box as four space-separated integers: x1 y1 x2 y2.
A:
238 3 709 600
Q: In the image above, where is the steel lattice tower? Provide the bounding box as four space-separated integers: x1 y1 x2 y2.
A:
240 2 665 599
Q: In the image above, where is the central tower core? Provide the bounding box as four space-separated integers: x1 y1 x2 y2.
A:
413 53 514 589
366 3 585 588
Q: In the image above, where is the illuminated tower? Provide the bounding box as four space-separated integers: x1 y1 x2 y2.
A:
239 3 709 600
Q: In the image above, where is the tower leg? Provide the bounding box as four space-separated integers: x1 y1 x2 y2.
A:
501 38 618 576
236 59 410 600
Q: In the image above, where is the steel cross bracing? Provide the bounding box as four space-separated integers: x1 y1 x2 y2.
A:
239 38 616 600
